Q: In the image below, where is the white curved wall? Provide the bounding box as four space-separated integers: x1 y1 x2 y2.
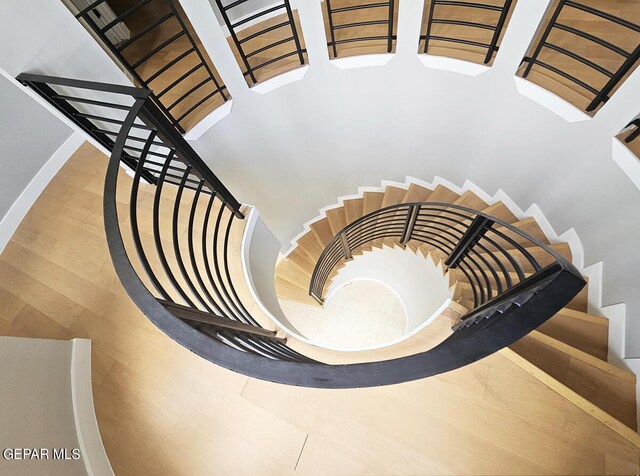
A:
326 247 451 334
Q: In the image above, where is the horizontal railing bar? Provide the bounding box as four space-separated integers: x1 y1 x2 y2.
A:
223 0 250 11
239 21 290 44
431 19 495 30
246 50 300 72
565 1 640 32
16 73 151 98
434 0 502 11
51 94 131 110
158 299 286 342
333 20 389 30
72 112 154 129
526 59 600 95
428 36 492 49
131 30 187 69
333 36 392 45
554 23 629 58
232 4 286 28
330 2 389 14
156 63 204 98
166 78 211 111
246 36 295 58
146 47 196 83
100 0 154 33
544 42 613 77
175 90 219 123
118 12 175 51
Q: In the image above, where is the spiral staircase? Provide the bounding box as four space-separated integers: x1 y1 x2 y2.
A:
2 0 640 473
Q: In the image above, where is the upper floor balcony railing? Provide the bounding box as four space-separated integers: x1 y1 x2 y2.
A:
69 0 229 132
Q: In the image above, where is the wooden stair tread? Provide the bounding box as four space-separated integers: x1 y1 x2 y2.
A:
286 248 316 275
401 183 432 203
343 198 363 224
275 259 310 291
453 190 489 210
481 201 519 224
296 231 324 262
426 184 460 203
381 186 407 207
275 277 319 307
538 307 608 360
325 207 347 236
508 331 637 431
362 191 384 214
309 218 334 246
499 347 640 449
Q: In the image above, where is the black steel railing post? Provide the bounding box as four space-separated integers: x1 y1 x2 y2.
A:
387 0 395 53
283 0 305 66
340 232 352 260
325 0 339 58
586 44 640 112
444 215 493 268
166 0 227 102
522 0 566 78
423 0 437 54
624 119 640 143
484 0 513 64
400 204 420 244
215 0 258 84
138 100 244 217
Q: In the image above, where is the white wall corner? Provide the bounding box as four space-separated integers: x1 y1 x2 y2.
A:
594 64 640 137
491 0 553 75
582 261 603 314
493 189 527 220
395 0 425 57
0 131 84 255
70 338 115 476
612 138 640 192
184 99 233 141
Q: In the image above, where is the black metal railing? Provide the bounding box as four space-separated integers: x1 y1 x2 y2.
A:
325 0 396 58
521 0 640 112
421 0 514 64
214 0 306 85
73 0 229 132
309 202 583 333
624 118 640 145
18 74 586 388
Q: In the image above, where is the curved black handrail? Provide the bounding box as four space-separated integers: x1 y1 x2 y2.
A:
20 73 586 389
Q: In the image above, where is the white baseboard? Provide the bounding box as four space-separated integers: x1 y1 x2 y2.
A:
0 131 84 255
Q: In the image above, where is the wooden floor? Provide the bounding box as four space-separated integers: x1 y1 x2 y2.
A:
1 143 639 474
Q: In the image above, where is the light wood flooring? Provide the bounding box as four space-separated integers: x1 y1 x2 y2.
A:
1 143 640 474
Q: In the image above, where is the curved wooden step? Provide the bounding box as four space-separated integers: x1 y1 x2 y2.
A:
500 347 640 448
537 307 608 360
510 330 637 430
